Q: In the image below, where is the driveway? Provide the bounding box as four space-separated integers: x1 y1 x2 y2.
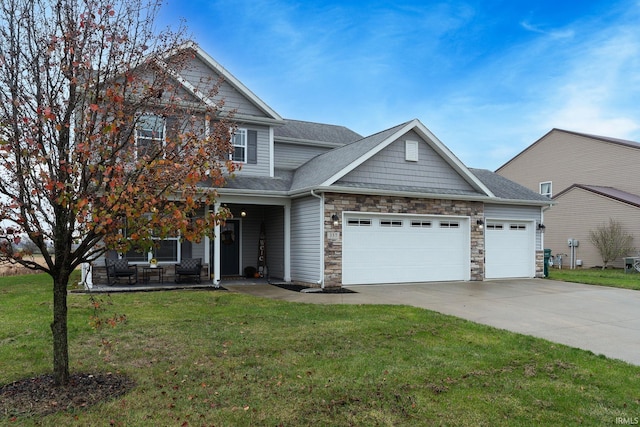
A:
225 279 640 366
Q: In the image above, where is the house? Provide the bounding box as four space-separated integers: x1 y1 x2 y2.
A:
87 43 552 288
496 129 640 269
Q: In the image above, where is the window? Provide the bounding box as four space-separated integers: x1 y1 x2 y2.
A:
231 128 247 163
347 218 372 226
440 221 460 229
539 181 552 198
380 219 403 227
487 223 504 230
411 220 432 228
510 224 527 231
124 220 180 263
135 114 165 159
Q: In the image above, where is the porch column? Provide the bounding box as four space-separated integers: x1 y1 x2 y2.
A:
284 201 291 282
213 202 221 285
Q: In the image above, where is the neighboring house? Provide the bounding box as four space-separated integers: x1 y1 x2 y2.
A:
87 43 552 288
496 129 640 269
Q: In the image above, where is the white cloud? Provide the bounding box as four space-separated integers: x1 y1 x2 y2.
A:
520 20 575 39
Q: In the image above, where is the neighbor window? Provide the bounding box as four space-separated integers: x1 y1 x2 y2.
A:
539 181 552 198
135 114 165 159
231 128 247 163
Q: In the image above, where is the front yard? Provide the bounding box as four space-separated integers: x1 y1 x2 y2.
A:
1 273 639 426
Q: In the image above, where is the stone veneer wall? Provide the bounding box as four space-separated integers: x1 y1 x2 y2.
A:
535 251 544 278
323 193 485 287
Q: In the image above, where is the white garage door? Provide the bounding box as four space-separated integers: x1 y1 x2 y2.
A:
342 214 470 285
485 221 535 279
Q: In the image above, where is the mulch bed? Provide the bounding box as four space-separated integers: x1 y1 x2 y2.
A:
0 372 135 419
270 283 357 294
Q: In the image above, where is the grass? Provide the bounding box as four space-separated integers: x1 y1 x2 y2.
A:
548 267 640 290
2 274 640 426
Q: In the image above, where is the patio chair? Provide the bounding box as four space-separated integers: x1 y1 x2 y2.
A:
105 258 138 285
174 258 202 283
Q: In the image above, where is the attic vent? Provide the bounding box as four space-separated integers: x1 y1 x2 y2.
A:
405 140 419 162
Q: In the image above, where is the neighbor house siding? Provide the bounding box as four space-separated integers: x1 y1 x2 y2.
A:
337 131 475 192
498 131 640 197
544 188 640 268
291 196 322 284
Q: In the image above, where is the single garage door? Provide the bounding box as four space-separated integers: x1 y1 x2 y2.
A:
485 220 535 279
342 214 470 285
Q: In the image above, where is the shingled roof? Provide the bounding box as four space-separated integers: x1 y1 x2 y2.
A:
469 168 551 203
555 184 640 207
274 119 363 145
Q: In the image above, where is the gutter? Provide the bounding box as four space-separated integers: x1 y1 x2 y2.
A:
310 189 325 289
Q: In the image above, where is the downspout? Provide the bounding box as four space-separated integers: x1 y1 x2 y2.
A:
310 190 325 289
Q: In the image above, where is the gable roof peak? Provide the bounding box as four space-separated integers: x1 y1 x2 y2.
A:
179 42 283 122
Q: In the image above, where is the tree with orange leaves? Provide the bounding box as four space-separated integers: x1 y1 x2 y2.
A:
0 0 235 386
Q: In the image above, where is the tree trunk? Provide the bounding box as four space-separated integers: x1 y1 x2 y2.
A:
51 274 70 386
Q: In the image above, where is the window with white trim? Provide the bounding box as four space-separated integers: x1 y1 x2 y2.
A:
487 223 503 230
510 224 527 231
135 114 165 159
231 128 247 163
539 181 552 198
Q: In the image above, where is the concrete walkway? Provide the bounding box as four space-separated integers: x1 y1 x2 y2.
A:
225 279 640 366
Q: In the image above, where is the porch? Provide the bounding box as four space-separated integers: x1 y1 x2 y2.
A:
85 276 270 293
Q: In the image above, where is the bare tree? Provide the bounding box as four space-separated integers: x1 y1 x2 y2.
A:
588 219 635 269
0 0 234 386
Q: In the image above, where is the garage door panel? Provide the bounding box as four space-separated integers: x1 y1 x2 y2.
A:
485 221 534 279
342 214 469 285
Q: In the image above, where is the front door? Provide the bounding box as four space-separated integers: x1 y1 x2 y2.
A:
220 220 240 276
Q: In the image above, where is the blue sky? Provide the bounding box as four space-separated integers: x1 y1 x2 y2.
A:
157 0 640 170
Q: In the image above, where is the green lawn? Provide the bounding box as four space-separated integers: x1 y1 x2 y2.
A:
548 267 640 290
1 274 639 426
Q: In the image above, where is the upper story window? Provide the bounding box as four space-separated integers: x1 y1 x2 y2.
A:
539 181 552 198
231 128 247 163
136 114 165 159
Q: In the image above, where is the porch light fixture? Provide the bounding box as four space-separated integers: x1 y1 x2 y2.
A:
240 210 247 217
537 223 546 231
476 219 484 229
331 214 340 226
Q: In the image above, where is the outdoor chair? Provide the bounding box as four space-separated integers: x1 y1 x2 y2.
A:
105 258 138 285
174 258 202 283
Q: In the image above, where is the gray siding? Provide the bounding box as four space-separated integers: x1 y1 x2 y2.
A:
274 142 332 170
484 204 542 250
238 207 261 274
337 131 475 192
234 125 271 177
264 206 285 279
181 56 266 117
291 196 322 284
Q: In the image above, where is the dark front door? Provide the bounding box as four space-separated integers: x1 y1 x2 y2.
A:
220 220 240 276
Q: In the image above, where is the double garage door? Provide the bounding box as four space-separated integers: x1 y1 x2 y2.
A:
342 214 470 285
342 214 535 285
